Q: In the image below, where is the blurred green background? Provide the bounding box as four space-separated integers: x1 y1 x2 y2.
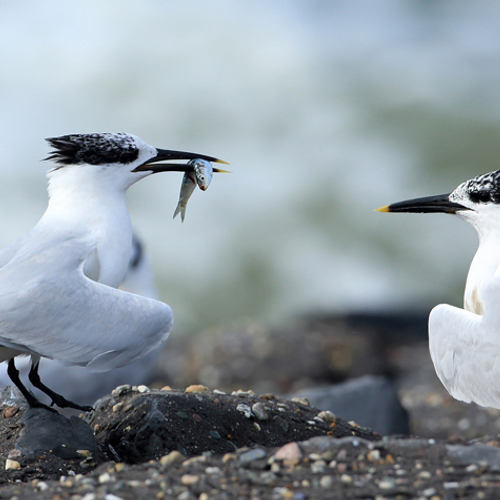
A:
0 0 498 332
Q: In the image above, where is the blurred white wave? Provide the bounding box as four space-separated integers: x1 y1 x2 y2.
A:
0 1 498 330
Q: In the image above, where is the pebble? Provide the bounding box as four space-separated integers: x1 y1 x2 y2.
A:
212 389 226 395
181 474 199 485
111 385 131 397
5 459 20 470
2 406 19 419
98 472 113 483
185 385 209 393
161 385 173 391
378 477 396 489
320 475 334 488
239 448 267 463
7 449 21 459
275 442 302 461
252 402 269 420
137 385 150 393
160 451 185 467
340 474 353 484
204 466 221 474
182 456 206 467
232 390 255 397
291 397 310 406
236 404 254 419
222 453 237 463
316 410 336 422
209 430 221 439
367 449 381 461
422 488 437 497
258 393 276 400
112 402 124 412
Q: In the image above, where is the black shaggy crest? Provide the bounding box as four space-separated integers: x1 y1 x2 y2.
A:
45 133 139 167
465 170 500 204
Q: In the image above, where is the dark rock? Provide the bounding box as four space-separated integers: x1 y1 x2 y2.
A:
288 375 410 436
89 388 379 464
16 409 100 458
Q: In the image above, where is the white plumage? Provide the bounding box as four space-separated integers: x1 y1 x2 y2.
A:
0 132 224 411
379 169 500 409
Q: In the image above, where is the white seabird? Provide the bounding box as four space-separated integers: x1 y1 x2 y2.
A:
377 169 500 409
0 132 226 412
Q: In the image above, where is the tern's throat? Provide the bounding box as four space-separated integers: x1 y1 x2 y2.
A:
44 167 133 288
464 231 500 315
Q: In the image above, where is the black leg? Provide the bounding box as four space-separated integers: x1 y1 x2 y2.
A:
28 360 93 412
7 358 57 413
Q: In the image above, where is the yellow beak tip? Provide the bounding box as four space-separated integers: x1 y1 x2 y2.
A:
215 159 230 165
375 205 391 213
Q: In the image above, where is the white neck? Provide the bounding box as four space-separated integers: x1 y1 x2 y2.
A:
41 166 135 287
463 215 500 314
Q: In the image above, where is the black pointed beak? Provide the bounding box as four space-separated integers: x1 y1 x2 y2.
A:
134 148 229 173
375 193 471 214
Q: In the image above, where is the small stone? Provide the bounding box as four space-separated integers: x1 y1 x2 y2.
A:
367 449 381 461
161 385 173 391
222 453 236 463
291 397 310 406
192 414 202 423
7 449 21 459
76 449 91 457
183 456 206 467
252 402 269 421
99 472 112 483
137 385 150 393
176 411 189 419
2 406 19 419
5 459 20 470
181 474 199 485
199 494 209 500
239 448 266 463
258 393 275 400
160 451 185 467
112 402 123 412
254 422 261 431
340 474 353 484
37 481 49 491
115 463 125 472
236 404 253 419
422 488 437 497
302 479 311 488
204 467 221 474
320 475 334 488
105 495 124 500
418 471 432 479
213 389 226 395
316 410 335 422
378 477 396 489
111 385 131 397
348 420 360 428
275 442 302 461
185 385 209 393
232 390 255 397
209 430 221 439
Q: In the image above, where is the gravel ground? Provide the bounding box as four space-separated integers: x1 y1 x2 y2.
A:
1 313 500 499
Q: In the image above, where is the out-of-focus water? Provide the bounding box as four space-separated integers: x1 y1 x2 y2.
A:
1 1 500 331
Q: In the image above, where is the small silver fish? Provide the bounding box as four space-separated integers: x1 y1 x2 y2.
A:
192 158 213 191
173 170 197 222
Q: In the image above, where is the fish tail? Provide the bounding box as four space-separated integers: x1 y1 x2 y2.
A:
173 203 186 222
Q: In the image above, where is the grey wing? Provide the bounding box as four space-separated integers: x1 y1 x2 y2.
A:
0 269 173 372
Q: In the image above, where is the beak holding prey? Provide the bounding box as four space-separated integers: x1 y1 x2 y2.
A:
133 148 230 173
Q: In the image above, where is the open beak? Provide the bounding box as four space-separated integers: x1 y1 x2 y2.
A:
133 148 229 173
375 193 470 214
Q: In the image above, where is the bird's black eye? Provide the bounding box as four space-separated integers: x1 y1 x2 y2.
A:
469 191 491 203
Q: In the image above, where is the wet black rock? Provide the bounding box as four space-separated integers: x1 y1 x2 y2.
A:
88 386 379 464
288 375 410 436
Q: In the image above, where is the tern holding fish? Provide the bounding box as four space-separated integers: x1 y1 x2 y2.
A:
0 132 227 412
